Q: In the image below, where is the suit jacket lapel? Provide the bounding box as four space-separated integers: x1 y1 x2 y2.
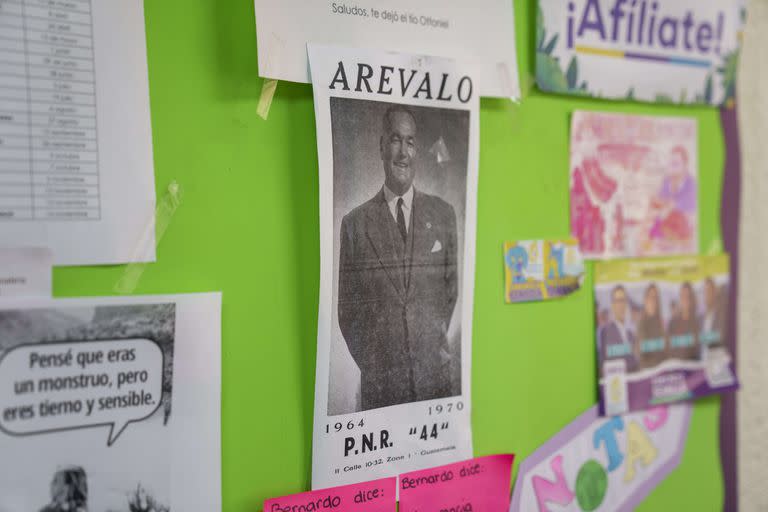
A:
365 189 405 297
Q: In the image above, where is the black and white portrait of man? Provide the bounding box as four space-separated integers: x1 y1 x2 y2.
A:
330 98 469 413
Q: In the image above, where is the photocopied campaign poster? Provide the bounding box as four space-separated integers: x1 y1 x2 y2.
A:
595 255 738 415
570 111 699 260
510 404 691 512
309 44 479 489
537 0 746 105
0 293 221 512
254 0 520 98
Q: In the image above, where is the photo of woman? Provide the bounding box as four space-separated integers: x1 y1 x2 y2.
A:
636 283 667 369
700 277 727 351
648 146 698 253
667 282 700 361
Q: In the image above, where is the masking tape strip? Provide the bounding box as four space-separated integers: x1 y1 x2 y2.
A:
497 62 522 104
257 79 278 120
257 32 285 121
114 181 182 295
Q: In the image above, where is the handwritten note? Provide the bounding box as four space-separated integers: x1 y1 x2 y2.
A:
264 478 395 512
399 455 514 512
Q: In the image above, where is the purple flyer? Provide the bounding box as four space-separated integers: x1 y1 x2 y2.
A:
594 255 738 415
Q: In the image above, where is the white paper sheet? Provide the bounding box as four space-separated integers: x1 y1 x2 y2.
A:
254 0 520 98
0 247 52 297
309 44 478 489
0 1 156 266
0 292 221 512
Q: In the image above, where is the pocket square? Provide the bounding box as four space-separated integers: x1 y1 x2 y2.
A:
431 240 442 253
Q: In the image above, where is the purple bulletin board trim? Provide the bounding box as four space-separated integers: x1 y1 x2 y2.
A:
719 103 741 512
509 405 692 512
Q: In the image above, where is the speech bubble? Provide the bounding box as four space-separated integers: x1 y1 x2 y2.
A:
0 338 164 446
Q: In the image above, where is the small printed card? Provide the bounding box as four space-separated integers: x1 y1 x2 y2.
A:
399 455 514 512
504 239 584 303
594 254 738 415
510 404 691 512
263 478 395 512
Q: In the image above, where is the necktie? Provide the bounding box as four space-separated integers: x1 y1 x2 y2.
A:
396 197 407 243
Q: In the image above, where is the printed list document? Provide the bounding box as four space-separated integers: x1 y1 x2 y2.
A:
0 0 156 266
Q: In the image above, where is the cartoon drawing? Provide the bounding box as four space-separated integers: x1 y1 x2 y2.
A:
547 244 565 279
506 245 529 284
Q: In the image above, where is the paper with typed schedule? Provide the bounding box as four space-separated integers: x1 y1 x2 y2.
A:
0 1 155 265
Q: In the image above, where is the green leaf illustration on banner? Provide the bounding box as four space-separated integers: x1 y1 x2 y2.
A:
692 73 717 106
566 58 578 90
718 51 739 107
536 6 591 96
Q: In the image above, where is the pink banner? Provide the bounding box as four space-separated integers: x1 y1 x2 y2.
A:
264 478 395 512
399 455 514 512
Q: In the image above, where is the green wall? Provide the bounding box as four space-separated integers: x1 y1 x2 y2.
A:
53 0 726 510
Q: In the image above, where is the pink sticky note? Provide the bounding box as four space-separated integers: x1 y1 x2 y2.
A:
399 454 514 512
264 478 395 512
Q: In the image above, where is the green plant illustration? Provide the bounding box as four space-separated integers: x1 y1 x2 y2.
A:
711 6 744 107
536 7 590 96
694 74 714 104
717 50 739 107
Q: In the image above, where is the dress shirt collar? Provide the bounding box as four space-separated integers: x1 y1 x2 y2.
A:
383 184 414 213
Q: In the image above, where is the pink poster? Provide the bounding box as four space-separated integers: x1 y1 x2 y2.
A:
263 478 395 512
570 112 698 260
399 455 514 512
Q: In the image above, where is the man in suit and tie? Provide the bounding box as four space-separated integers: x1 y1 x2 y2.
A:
338 105 459 411
598 285 638 372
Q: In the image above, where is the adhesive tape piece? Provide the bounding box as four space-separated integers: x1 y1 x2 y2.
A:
114 181 182 295
497 62 522 104
257 79 278 120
